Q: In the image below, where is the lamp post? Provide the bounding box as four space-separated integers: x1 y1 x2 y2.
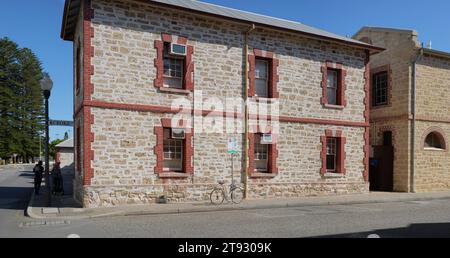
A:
40 73 53 207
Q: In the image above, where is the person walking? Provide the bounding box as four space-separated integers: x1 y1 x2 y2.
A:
51 162 64 195
33 161 44 195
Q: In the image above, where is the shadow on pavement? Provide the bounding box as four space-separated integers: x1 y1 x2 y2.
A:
0 186 33 210
315 223 450 238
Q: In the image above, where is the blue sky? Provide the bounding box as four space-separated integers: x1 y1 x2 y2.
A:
1 0 449 140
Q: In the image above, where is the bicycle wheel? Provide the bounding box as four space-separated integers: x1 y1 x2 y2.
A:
210 188 225 205
231 187 244 204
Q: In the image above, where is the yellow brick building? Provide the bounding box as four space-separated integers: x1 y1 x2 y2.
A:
354 27 450 193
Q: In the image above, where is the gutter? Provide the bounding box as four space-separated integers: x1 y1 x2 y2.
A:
243 24 256 198
410 46 423 193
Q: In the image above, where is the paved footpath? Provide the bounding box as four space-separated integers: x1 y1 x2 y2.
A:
28 181 450 220
4 165 450 238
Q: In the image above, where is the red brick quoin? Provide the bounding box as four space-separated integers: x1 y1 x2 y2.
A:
321 61 347 108
320 129 346 176
248 125 279 178
154 33 194 90
248 49 279 98
154 118 193 177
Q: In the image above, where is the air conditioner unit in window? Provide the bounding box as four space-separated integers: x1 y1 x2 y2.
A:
170 43 187 56
171 128 186 139
261 134 273 144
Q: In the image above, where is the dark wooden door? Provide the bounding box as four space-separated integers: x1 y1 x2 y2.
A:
369 146 394 192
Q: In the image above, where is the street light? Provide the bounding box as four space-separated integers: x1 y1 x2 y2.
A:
40 72 53 207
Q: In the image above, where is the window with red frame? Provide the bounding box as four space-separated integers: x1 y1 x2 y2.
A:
326 69 342 106
163 42 185 89
254 134 269 172
163 128 184 172
326 137 345 174
255 59 269 98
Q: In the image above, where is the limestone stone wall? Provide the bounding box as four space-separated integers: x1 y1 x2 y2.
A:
353 28 418 119
414 121 450 192
414 55 450 192
369 119 410 192
75 0 370 207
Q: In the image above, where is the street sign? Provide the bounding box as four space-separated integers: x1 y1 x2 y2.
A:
227 138 239 155
50 120 74 127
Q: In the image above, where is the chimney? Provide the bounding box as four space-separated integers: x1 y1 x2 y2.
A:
426 41 432 49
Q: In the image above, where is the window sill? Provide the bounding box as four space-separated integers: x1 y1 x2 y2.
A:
251 97 279 103
324 104 345 110
250 172 277 178
371 104 389 109
159 172 190 178
322 172 345 179
159 87 191 95
423 147 446 152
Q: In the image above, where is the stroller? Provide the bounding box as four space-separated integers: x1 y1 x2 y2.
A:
51 163 65 196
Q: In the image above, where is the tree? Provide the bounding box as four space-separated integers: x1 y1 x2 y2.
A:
0 37 45 163
64 131 69 140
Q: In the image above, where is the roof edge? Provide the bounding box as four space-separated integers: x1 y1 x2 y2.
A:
423 48 450 60
60 0 384 52
60 0 71 40
142 0 384 52
353 26 418 39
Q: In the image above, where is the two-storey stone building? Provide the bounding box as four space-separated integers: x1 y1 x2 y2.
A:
61 0 382 207
354 27 450 193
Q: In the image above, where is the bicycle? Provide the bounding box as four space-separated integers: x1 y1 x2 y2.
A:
210 180 244 205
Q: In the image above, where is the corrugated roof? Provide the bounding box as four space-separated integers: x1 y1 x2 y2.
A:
61 0 383 52
56 138 74 148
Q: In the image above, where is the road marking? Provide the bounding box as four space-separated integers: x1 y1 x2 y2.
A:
67 234 81 238
367 234 381 238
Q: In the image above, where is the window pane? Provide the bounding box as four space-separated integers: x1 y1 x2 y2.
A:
255 79 268 98
254 134 269 172
327 70 337 88
163 129 184 171
373 72 388 106
255 60 268 79
327 88 337 105
163 44 185 89
326 155 335 171
327 70 338 105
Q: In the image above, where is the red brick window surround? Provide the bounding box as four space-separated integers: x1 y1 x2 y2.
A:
248 125 278 178
154 118 193 178
320 130 346 176
321 61 347 108
76 126 81 173
248 49 279 99
154 33 194 93
75 43 81 95
371 65 392 108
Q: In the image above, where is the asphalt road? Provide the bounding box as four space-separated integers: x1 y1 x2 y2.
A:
2 166 450 238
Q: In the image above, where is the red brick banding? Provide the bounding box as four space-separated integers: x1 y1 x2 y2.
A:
154 33 194 90
154 118 194 177
248 49 279 98
363 50 370 182
79 99 369 128
321 60 347 108
82 0 94 186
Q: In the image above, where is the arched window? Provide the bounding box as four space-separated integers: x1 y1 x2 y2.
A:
424 132 445 150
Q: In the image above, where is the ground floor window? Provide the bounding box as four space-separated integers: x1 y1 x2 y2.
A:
254 134 269 172
163 128 184 172
326 137 337 173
